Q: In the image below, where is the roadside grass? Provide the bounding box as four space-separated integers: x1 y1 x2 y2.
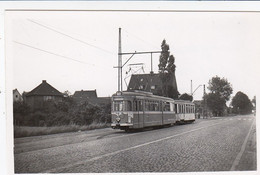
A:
14 122 110 138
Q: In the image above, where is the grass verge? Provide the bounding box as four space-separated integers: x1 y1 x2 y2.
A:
14 122 110 138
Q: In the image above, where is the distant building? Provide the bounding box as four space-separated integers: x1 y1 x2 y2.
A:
26 80 63 109
73 89 97 99
73 89 110 106
127 73 178 97
13 89 23 102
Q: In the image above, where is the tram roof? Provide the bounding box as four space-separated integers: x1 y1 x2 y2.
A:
112 91 194 104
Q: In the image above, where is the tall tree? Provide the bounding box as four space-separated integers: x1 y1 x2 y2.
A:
158 39 170 73
158 39 179 99
204 76 233 116
231 91 253 114
208 76 233 101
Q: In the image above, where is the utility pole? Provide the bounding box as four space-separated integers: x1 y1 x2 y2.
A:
203 84 207 118
115 28 166 92
118 28 122 92
150 53 153 74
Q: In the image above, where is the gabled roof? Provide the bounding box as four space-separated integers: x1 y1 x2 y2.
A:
127 73 162 91
13 89 21 95
73 90 97 99
26 80 63 97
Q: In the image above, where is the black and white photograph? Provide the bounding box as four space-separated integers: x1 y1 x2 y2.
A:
2 2 259 174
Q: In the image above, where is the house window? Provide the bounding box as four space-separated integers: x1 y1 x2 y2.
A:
139 85 146 90
151 85 155 90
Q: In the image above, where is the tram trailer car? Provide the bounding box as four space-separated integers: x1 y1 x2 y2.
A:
111 91 195 131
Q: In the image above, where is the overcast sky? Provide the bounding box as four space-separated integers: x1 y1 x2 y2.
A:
7 10 260 102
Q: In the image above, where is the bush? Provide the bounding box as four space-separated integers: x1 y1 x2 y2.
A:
14 122 110 138
13 98 112 127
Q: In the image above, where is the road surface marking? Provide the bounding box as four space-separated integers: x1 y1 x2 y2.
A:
44 121 226 173
230 119 255 171
15 120 215 155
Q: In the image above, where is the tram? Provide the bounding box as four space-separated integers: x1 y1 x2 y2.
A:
111 91 195 131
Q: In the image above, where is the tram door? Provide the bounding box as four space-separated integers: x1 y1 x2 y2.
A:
137 100 144 128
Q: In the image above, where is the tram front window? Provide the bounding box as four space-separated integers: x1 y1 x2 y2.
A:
113 101 123 111
113 100 132 111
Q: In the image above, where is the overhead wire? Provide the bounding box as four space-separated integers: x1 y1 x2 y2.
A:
13 41 95 66
27 19 116 56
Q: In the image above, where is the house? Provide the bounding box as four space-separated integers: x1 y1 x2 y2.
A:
127 73 178 97
25 80 63 109
13 89 23 102
73 89 110 106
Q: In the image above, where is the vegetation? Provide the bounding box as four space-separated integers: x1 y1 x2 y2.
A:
158 39 179 99
231 91 253 114
13 96 111 137
208 76 233 101
179 93 193 101
14 123 109 138
252 96 256 111
203 76 233 116
203 93 226 116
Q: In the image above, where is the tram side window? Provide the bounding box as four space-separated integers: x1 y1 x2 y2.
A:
163 102 170 111
150 101 160 111
144 100 150 111
175 104 178 113
139 101 143 111
133 101 137 111
133 100 143 111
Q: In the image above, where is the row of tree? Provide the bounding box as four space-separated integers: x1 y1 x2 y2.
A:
158 40 255 116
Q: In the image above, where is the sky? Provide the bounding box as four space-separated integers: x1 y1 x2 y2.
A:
7 10 260 102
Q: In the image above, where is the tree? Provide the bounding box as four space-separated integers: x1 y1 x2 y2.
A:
204 93 226 116
204 76 233 116
231 91 253 114
208 76 233 101
158 39 179 99
13 101 31 126
158 39 170 73
179 93 193 101
252 96 256 108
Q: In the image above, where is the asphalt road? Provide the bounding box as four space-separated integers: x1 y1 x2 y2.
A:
14 114 256 173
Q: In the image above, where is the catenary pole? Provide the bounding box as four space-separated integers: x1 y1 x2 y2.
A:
118 28 122 92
